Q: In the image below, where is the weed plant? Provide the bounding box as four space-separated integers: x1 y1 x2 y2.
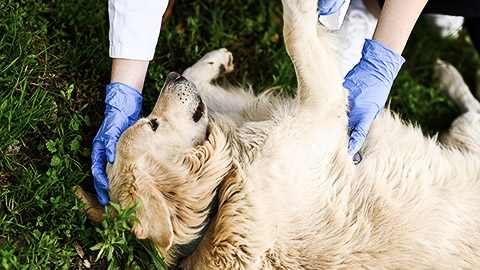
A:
0 0 479 269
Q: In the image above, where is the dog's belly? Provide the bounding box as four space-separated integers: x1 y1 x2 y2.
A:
348 112 480 266
241 109 480 268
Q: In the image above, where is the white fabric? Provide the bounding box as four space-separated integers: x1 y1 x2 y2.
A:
109 0 169 61
332 0 378 77
318 0 351 30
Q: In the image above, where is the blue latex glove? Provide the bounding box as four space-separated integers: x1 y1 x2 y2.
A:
317 0 344 15
343 39 405 156
91 83 143 205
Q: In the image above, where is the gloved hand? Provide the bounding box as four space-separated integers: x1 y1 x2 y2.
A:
91 83 143 205
343 39 405 156
317 0 344 15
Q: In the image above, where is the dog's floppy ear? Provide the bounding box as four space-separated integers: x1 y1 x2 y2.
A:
130 166 174 251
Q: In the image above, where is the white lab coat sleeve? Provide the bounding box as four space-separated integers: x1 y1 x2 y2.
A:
108 0 169 61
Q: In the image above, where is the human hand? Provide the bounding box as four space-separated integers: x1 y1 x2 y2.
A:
91 83 143 205
343 39 405 156
317 0 350 30
317 0 344 15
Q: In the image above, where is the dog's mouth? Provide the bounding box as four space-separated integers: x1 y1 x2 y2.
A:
193 96 205 123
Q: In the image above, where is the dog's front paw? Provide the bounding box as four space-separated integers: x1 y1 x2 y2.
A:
183 48 234 83
202 48 234 77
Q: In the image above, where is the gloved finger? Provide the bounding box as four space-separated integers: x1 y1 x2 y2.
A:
105 138 118 164
91 164 110 205
92 140 111 205
347 117 373 155
92 165 109 190
348 129 365 156
317 0 344 15
104 118 130 164
104 124 126 164
91 141 109 189
94 175 110 206
347 113 359 132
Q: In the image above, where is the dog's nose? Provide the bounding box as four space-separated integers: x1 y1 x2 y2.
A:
166 71 184 83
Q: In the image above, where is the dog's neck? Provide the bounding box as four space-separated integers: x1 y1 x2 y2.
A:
173 193 219 261
165 122 233 264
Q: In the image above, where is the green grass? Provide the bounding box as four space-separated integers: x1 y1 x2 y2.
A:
0 0 479 268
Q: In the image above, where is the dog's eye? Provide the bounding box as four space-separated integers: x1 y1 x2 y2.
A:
149 119 159 131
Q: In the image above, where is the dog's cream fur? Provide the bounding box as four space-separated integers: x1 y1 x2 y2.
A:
81 0 480 268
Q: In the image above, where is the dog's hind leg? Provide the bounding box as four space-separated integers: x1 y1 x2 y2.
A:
441 110 480 154
434 59 480 113
435 60 480 153
183 49 256 115
281 0 346 115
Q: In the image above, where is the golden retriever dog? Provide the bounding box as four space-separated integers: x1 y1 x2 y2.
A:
78 0 480 268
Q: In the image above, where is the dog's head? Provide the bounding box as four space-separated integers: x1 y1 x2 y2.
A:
106 72 231 262
117 72 208 163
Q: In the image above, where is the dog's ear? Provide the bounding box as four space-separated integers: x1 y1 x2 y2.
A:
131 166 174 251
182 125 231 182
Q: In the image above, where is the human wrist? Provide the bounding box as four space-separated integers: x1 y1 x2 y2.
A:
359 39 405 87
111 58 149 92
105 83 143 119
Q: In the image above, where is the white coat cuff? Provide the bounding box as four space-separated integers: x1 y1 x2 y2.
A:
109 44 156 61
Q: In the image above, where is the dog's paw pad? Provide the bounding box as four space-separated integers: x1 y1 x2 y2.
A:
203 48 234 76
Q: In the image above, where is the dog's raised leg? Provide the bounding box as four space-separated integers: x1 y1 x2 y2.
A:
183 49 256 115
435 60 480 153
281 0 346 114
280 0 351 164
434 59 480 113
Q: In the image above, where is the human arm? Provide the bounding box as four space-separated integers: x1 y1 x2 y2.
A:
345 0 428 156
372 0 428 54
91 0 169 205
111 59 149 93
91 60 148 206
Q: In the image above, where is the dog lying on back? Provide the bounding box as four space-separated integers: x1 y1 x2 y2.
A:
78 0 480 268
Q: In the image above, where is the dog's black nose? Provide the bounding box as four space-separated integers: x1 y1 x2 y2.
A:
166 71 185 83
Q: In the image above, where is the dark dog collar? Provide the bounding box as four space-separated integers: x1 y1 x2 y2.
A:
174 193 219 262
